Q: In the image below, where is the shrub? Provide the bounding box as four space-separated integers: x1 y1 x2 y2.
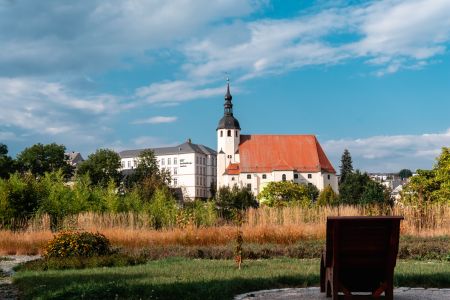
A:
317 186 338 206
43 231 111 258
215 186 258 220
257 181 311 207
16 253 146 271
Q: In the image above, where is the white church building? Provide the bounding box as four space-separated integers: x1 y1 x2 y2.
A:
216 82 338 195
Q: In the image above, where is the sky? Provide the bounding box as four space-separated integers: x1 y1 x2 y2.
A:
0 0 449 173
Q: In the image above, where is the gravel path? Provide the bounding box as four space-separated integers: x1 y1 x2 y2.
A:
0 256 40 300
235 287 450 300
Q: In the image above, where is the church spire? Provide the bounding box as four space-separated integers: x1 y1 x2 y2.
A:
217 77 241 130
224 77 233 116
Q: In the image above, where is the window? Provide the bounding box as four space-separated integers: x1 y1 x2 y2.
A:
174 157 177 165
247 183 252 189
121 161 125 168
203 157 206 165
231 177 235 181
236 131 238 137
168 158 171 165
173 178 177 186
174 168 177 175
282 174 286 181
262 174 267 179
161 158 165 165
227 130 231 137
327 174 330 180
220 131 223 137
127 161 131 168
308 174 312 179
294 174 298 179
247 174 251 179
227 155 232 159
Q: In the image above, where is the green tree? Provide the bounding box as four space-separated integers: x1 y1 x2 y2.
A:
77 149 121 187
123 149 171 201
257 181 311 207
0 173 40 230
339 170 390 205
0 143 15 179
317 185 339 206
398 169 413 179
403 147 449 203
339 149 353 184
215 185 258 220
16 143 73 178
37 171 78 231
145 186 178 229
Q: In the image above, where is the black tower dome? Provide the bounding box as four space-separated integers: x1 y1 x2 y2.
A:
217 81 241 130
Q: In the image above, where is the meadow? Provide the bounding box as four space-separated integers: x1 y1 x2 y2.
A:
1 204 448 256
13 258 450 300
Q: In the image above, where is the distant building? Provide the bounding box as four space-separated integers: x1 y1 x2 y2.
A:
118 140 217 200
216 82 338 195
65 152 84 167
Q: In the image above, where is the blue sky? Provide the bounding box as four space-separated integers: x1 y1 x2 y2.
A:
0 0 449 172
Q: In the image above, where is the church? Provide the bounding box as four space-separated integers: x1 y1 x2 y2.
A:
216 82 338 195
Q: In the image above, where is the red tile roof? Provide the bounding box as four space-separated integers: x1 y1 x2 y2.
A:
228 135 335 174
225 163 240 175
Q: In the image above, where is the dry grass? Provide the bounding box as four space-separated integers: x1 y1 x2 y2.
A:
1 204 448 255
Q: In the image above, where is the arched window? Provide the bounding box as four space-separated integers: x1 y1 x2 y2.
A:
220 131 223 137
235 131 238 137
227 130 231 137
282 174 286 181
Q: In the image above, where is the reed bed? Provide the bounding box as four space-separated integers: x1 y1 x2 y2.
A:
1 204 448 255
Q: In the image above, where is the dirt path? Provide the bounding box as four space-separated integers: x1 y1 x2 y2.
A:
0 256 40 300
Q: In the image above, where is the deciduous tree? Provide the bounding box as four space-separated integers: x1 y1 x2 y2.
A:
77 149 121 187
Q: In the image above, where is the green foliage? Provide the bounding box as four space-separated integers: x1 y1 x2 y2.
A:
403 147 450 204
0 173 40 230
339 170 391 205
180 200 218 227
257 181 311 207
37 171 81 231
16 254 147 271
43 231 111 258
339 149 353 184
398 169 413 179
0 143 15 179
145 187 178 229
317 185 338 206
77 149 121 187
16 143 73 178
215 185 258 219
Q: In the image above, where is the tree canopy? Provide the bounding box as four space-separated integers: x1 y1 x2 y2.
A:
257 181 314 207
77 149 121 187
215 185 258 219
16 143 73 178
403 147 449 203
339 149 353 184
339 170 391 205
398 169 413 179
0 143 14 179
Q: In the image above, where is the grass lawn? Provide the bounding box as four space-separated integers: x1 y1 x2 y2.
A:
14 258 450 300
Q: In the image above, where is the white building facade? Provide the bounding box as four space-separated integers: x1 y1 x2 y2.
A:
216 83 339 195
119 140 217 200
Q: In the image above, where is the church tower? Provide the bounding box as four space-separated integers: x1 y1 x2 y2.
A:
217 80 240 188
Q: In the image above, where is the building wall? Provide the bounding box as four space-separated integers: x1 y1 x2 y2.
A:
221 170 339 198
120 152 217 200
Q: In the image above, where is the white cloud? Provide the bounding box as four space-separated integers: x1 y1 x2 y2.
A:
0 131 17 141
323 128 450 172
135 80 225 104
133 136 178 148
0 0 259 77
132 116 178 124
0 77 121 148
181 0 450 80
